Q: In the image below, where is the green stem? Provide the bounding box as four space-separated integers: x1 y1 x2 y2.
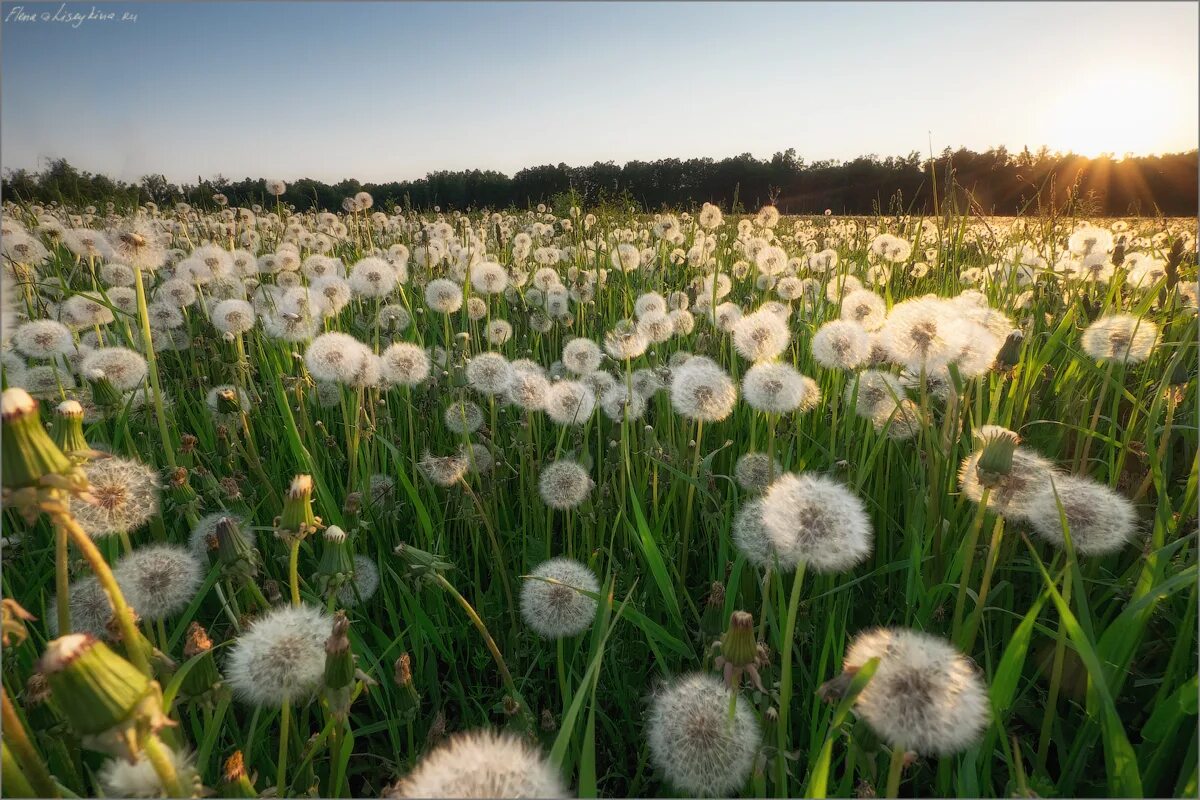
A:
55 524 70 635
952 487 990 646
775 563 807 796
1035 569 1073 775
0 689 60 799
142 733 187 798
276 701 291 798
288 539 301 607
885 746 907 798
131 266 177 470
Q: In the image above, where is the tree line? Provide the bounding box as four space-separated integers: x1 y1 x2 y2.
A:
3 147 1196 217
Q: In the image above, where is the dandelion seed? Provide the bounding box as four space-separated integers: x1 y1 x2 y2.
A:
520 557 599 638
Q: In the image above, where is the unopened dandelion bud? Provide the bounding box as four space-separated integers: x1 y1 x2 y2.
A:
277 475 321 541
393 653 420 721
392 542 453 582
720 611 758 669
51 400 91 458
974 426 1019 487
540 708 557 732
180 623 222 699
215 516 260 580
701 581 726 638
323 612 355 698
263 580 282 604
995 330 1024 368
502 695 520 717
215 388 241 416
1 389 75 492
220 751 258 799
40 634 171 759
317 526 355 592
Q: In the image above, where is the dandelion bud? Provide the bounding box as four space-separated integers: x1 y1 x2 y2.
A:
180 622 222 699
51 400 91 458
316 525 355 593
701 581 726 639
323 611 355 693
277 475 322 541
23 672 58 731
220 751 258 799
720 611 757 669
263 580 282 604
974 426 1019 488
1 388 75 492
392 542 453 583
393 652 421 721
995 330 1024 367
502 695 520 717
40 634 171 760
214 388 242 416
215 516 261 580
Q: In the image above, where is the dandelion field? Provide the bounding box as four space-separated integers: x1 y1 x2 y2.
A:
0 194 1197 799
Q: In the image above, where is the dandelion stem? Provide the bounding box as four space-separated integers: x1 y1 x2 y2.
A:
775 562 806 796
142 733 186 798
884 745 907 798
276 701 291 798
0 688 60 799
132 265 177 470
54 524 70 635
952 487 990 647
1035 568 1072 775
288 539 302 607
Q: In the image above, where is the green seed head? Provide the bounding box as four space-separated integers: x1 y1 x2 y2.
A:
51 400 91 458
974 425 1019 488
277 474 321 540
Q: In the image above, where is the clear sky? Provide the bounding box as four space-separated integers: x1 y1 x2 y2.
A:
2 1 1196 185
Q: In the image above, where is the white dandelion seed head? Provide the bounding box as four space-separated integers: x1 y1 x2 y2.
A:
69 456 161 539
486 319 512 345
604 319 649 361
98 748 196 799
304 332 371 384
1026 474 1138 556
544 381 596 426
337 555 381 606
840 289 888 331
724 309 792 362
646 672 761 797
465 352 513 396
349 257 398 299
443 399 485 434
538 460 594 510
812 320 871 370
670 360 737 422
79 347 147 391
742 362 808 414
506 368 550 411
47 576 112 640
844 627 990 756
381 342 431 388
1080 314 1158 364
600 384 647 421
957 447 1055 520
424 278 463 314
637 311 675 344
520 556 599 638
226 604 332 707
761 473 873 573
562 338 603 375
12 320 75 359
735 452 782 493
210 299 257 335
113 545 204 621
390 729 567 799
733 497 776 568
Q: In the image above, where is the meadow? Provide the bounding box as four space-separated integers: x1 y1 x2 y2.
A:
0 192 1196 799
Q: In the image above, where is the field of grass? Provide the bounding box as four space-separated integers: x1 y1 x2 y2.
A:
0 195 1196 798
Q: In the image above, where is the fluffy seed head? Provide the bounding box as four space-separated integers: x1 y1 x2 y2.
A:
812 320 871 370
1025 474 1137 556
226 604 332 707
381 343 431 387
79 347 147 392
465 352 513 395
520 557 599 638
424 278 463 314
646 672 761 797
742 362 808 414
544 381 596 426
70 456 161 538
1080 314 1158 364
389 729 567 798
731 309 790 362
843 627 990 755
538 460 593 510
670 360 737 422
761 473 873 573
735 452 782 493
113 545 204 621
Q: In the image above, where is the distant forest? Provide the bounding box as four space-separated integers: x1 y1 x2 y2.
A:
3 147 1197 217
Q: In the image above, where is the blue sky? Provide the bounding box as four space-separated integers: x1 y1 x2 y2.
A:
2 2 1196 184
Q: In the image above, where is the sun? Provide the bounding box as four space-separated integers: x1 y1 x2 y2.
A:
1043 65 1193 158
